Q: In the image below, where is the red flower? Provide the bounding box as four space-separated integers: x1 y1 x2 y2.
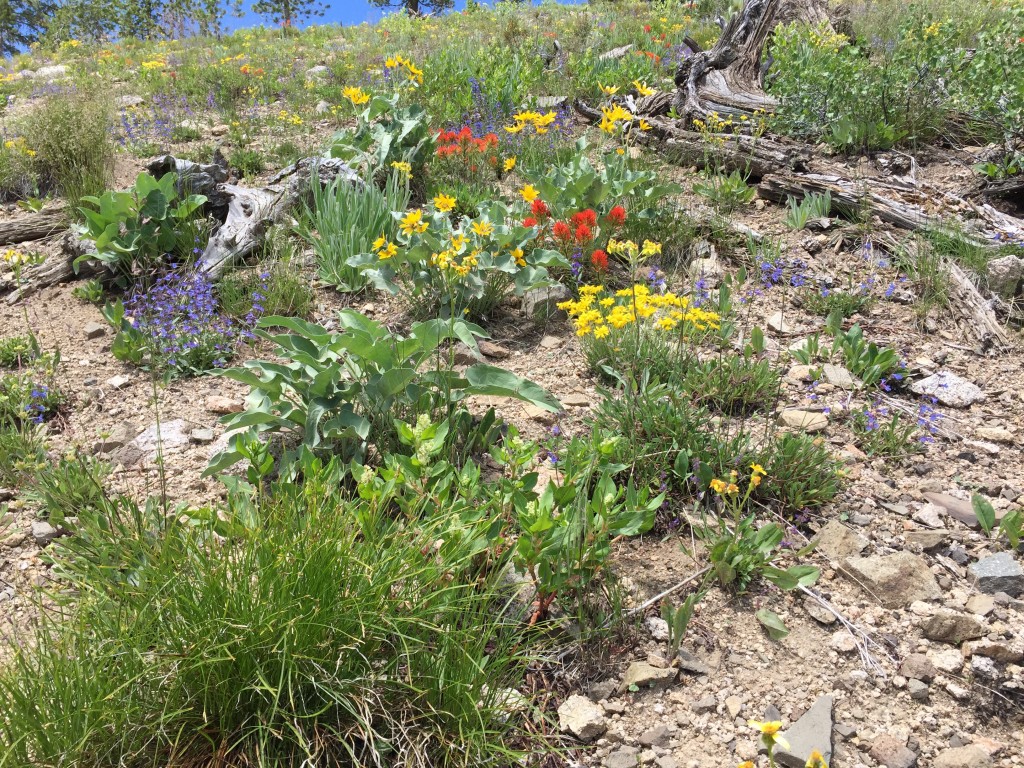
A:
552 220 572 241
570 209 597 228
606 205 627 226
531 199 550 219
591 249 608 272
574 223 594 243
644 24 651 32
523 216 538 227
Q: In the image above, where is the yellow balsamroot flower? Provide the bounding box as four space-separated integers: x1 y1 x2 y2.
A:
470 220 494 237
450 233 467 251
372 234 387 251
598 103 633 134
511 247 526 267
503 156 516 171
520 184 539 203
599 82 619 95
433 193 456 212
140 59 165 69
399 209 428 236
638 119 652 131
504 122 525 134
633 80 655 96
805 750 829 768
342 85 370 105
751 463 766 475
391 160 412 177
748 720 790 751
378 242 398 260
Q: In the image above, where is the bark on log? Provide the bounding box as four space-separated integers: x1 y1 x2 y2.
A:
0 205 68 246
4 232 101 304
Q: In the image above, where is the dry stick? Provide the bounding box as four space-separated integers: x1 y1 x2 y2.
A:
615 565 713 625
797 584 894 675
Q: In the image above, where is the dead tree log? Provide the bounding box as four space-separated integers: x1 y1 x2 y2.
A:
4 232 101 304
0 205 68 246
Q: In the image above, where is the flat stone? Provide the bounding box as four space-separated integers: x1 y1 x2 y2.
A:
913 503 945 528
813 519 868 561
985 254 1023 299
523 404 557 425
830 631 858 653
804 597 837 625
692 694 717 713
618 662 677 694
3 532 27 548
539 334 562 350
31 521 59 546
478 340 510 359
775 695 833 768
116 94 145 109
639 724 670 747
928 648 964 674
523 283 570 319
899 653 937 683
106 374 131 390
557 694 606 741
604 747 639 768
965 639 1024 663
922 610 985 646
676 648 710 675
870 733 918 768
126 419 190 462
969 737 1007 758
923 492 980 529
645 616 670 641
905 529 950 550
725 695 743 717
190 428 215 444
767 311 794 333
786 364 816 383
974 426 1016 444
92 424 134 454
206 395 243 415
588 679 616 702
934 746 992 768
841 552 941 608
598 43 633 60
562 392 592 408
304 64 330 79
84 322 106 340
779 409 828 432
908 678 929 701
964 594 995 616
910 372 985 408
968 552 1024 597
821 363 858 389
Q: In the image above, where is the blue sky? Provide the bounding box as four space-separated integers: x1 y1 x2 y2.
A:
228 0 586 31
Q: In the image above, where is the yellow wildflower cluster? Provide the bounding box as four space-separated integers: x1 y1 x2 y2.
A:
432 245 479 277
633 79 655 96
607 238 661 259
372 234 398 260
2 249 30 267
277 110 303 126
391 160 412 177
399 208 428 236
3 137 35 158
385 54 423 86
433 193 456 212
710 464 766 496
558 283 721 339
598 103 634 134
806 26 849 51
922 21 943 38
140 58 166 70
505 110 557 135
219 53 245 64
342 85 370 106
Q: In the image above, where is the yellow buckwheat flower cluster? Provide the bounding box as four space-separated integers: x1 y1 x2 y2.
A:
3 137 35 158
429 232 480 278
557 283 721 339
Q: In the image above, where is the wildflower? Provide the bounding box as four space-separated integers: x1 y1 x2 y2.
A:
570 209 597 228
342 85 370 105
531 199 550 219
574 223 594 242
633 80 655 96
805 750 829 768
470 220 494 237
372 234 387 251
504 122 525 134
511 247 526 267
523 216 538 227
710 478 727 494
391 160 412 177
433 193 456 212
641 240 662 257
591 249 608 271
639 119 652 131
726 483 740 494
521 184 539 202
377 242 398 260
606 205 627 226
399 209 428 236
748 720 790 752
599 82 619 95
503 156 516 171
750 463 766 476
552 221 572 241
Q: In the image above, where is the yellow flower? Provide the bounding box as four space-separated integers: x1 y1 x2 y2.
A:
470 220 494 237
748 720 790 751
726 483 740 494
342 85 370 105
641 240 662 257
504 122 525 134
710 478 727 494
399 209 428 236
639 119 652 131
599 82 619 95
520 184 539 202
750 463 766 475
378 242 398 260
433 193 456 212
633 80 655 96
805 750 828 768
450 233 467 251
511 247 526 267
372 234 387 251
738 763 756 768
391 161 412 176
593 325 610 339
503 156 516 171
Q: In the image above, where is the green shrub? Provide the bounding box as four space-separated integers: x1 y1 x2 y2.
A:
0 137 38 201
0 421 47 487
0 334 39 368
219 261 313 320
757 432 842 511
680 352 780 416
27 455 110 522
229 147 265 176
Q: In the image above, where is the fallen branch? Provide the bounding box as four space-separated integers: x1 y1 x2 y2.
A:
798 584 894 674
0 204 68 246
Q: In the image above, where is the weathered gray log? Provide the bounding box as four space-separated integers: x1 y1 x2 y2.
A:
4 231 101 304
0 205 68 246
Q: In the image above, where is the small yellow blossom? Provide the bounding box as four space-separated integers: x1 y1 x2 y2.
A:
399 209 428 236
391 161 412 177
470 220 494 237
511 247 526 267
520 184 539 202
805 750 829 768
372 234 387 251
599 82 619 95
503 156 516 172
342 85 370 105
748 720 790 751
710 478 728 494
633 80 655 96
433 193 456 212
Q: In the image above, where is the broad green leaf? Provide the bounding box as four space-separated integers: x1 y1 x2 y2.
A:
755 608 790 641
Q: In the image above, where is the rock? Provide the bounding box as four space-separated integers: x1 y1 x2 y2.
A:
522 283 570 319
969 737 1007 758
92 424 134 454
31 521 59 546
928 648 964 675
841 552 941 608
539 334 562 350
945 681 971 700
813 519 868 561
305 65 330 80
787 364 815 383
604 746 640 768
869 734 918 768
899 653 937 683
767 311 794 333
116 94 145 108
774 695 833 768
314 99 331 115
645 652 669 669
452 342 484 365
968 552 1024 597
964 594 995 616
557 694 606 742
655 757 678 768
618 662 677 694
3 532 27 548
645 616 670 641
965 639 1024 663
190 428 215 444
974 425 1016 444
535 95 568 110
923 492 981 529
910 372 985 408
676 648 710 675
206 395 243 415
971 655 999 679
803 597 837 625
725 695 743 717
84 322 106 340
210 124 230 136
908 678 929 701
599 44 633 60
821 363 858 389
830 631 858 653
692 694 717 713
639 725 670 747
562 392 591 408
30 64 67 80
934 746 992 768
125 419 190 462
905 529 950 550
478 340 510 359
523 404 557 425
779 409 828 432
985 254 1023 299
106 374 131 390
588 679 617 702
922 610 985 646
913 503 945 528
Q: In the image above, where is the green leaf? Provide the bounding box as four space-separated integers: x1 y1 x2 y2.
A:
972 493 996 534
755 608 789 641
464 365 562 412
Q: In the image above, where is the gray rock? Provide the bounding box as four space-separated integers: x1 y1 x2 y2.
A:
967 639 1024 663
84 322 107 340
522 283 570 319
929 647 965 674
535 95 568 110
92 424 134 454
767 311 794 333
775 695 833 768
968 552 1024 597
604 746 639 768
557 694 606 741
190 428 215 444
813 519 868 561
908 678 929 701
106 374 131 390
922 610 985 645
692 694 717 713
125 419 190 463
599 44 633 61
985 254 1023 299
923 492 981 529
905 529 950 550
869 733 918 768
639 724 670 747
970 655 999 679
452 342 484 366
933 746 993 768
676 648 710 675
116 94 145 108
588 679 616 702
910 372 985 408
913 503 946 528
617 662 677 694
804 597 837 625
29 64 67 80
841 552 941 608
655 757 678 768
305 65 330 80
645 616 670 641
899 653 937 683
821 363 858 389
779 409 828 432
31 520 59 546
